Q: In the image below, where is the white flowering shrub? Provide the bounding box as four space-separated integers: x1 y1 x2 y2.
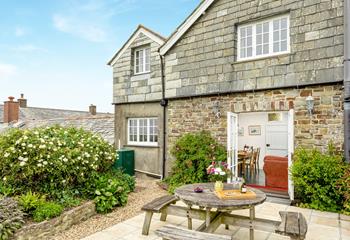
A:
0 126 116 195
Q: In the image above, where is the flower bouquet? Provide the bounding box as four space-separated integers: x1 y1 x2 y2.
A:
207 161 231 192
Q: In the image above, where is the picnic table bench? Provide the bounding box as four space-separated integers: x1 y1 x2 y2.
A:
141 195 178 235
142 184 308 239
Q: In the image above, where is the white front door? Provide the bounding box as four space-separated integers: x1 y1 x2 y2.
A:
287 109 295 200
265 124 288 157
227 112 238 182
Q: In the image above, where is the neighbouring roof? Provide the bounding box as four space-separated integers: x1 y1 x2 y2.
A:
24 115 115 145
159 0 215 56
0 104 108 123
107 24 166 66
0 105 115 145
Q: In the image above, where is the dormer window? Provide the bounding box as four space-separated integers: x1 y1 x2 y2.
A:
134 46 150 74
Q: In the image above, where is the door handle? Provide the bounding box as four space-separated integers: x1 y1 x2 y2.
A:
266 144 270 147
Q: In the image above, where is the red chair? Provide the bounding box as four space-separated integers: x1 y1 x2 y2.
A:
263 155 288 189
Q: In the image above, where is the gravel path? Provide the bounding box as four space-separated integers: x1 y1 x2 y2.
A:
52 178 167 240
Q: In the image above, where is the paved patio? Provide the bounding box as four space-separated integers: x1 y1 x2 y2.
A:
83 201 350 240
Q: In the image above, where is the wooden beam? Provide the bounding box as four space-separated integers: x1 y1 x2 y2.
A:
221 213 281 233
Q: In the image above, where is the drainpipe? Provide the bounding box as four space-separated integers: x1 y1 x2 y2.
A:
344 0 350 163
159 51 168 179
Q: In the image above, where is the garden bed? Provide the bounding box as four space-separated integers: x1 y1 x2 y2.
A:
13 201 96 240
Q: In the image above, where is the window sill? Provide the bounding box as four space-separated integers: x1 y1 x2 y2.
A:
133 71 151 76
130 73 151 82
232 53 291 65
125 144 159 148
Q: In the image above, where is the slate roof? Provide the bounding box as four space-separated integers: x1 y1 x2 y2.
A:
0 105 115 145
24 115 115 145
0 104 103 123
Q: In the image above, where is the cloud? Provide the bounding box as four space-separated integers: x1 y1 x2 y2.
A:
0 63 17 80
52 0 137 42
15 27 26 37
12 44 47 53
53 14 107 42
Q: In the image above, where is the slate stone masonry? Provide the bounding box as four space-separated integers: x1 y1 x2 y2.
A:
167 83 343 167
164 0 344 98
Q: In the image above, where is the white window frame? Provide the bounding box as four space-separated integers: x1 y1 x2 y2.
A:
127 117 158 146
134 46 150 75
237 14 290 61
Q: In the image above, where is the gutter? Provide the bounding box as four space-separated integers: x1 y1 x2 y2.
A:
344 0 350 163
159 51 168 179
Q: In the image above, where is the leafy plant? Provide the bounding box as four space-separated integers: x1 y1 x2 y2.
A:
92 172 131 213
0 197 25 240
32 201 63 222
0 182 14 197
164 131 227 193
337 167 350 214
54 190 82 208
0 126 116 195
18 191 46 214
291 146 346 212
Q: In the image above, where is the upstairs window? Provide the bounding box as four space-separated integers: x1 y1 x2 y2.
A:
128 118 158 146
237 15 290 61
134 47 150 74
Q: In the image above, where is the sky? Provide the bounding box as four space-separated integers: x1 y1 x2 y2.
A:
0 0 200 113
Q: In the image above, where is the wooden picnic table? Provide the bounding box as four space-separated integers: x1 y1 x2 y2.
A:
175 183 266 240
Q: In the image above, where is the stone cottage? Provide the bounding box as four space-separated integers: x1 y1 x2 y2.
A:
109 0 344 193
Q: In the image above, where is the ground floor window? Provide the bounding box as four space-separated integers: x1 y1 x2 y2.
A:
128 117 158 146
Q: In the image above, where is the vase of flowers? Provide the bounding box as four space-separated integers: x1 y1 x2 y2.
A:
207 161 230 192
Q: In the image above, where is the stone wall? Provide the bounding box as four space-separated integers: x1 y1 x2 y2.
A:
112 32 163 103
166 83 343 171
164 0 344 98
13 201 96 240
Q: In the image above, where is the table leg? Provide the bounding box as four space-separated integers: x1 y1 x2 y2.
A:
187 205 193 230
249 206 255 240
205 208 211 228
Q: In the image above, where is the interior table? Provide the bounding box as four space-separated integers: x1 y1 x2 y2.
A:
175 183 266 240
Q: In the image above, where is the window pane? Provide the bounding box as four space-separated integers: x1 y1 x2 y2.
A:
247 36 252 46
256 45 262 55
256 24 262 34
145 48 150 72
263 22 269 32
281 18 288 29
281 40 287 51
247 26 252 36
263 33 269 43
273 42 279 52
263 44 269 54
139 50 144 72
240 28 246 37
256 34 262 45
273 31 279 42
247 47 253 57
281 29 287 40
273 20 279 31
240 48 246 58
240 38 246 48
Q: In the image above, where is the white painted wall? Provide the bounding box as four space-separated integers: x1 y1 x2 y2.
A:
238 112 288 169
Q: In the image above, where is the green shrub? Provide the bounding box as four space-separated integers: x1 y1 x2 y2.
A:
0 182 14 197
164 131 227 193
92 171 133 213
0 197 25 240
32 201 63 222
54 190 82 208
291 146 346 212
0 126 116 195
18 191 46 214
338 167 350 214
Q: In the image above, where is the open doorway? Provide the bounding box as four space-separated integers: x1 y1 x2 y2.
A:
227 110 294 199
